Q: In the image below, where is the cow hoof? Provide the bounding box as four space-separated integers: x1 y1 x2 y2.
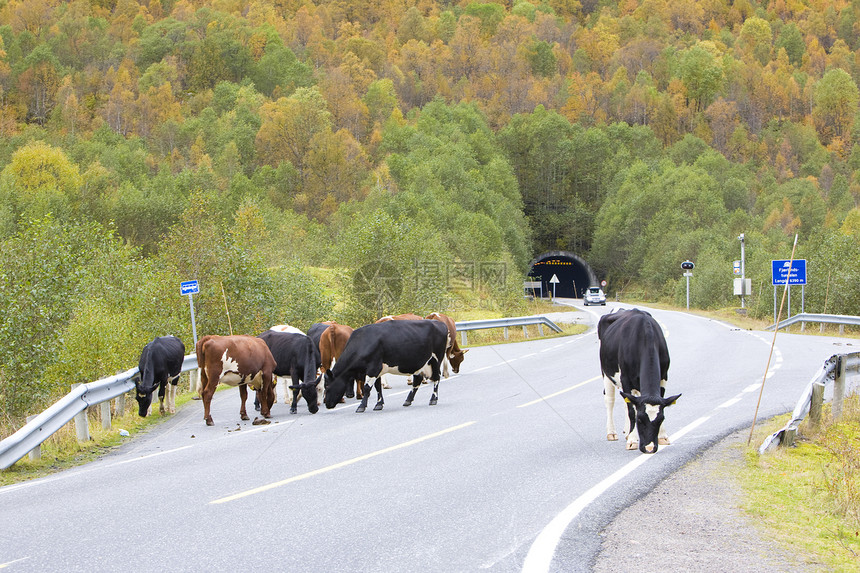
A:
607 433 618 441
252 417 270 425
373 403 384 411
346 392 355 399
290 408 297 414
403 401 412 407
356 405 366 413
429 398 438 406
626 441 638 450
659 437 670 445
205 418 214 426
241 414 250 421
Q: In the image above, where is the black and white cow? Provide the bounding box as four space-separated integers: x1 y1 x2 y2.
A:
598 308 680 454
257 330 322 414
323 320 449 413
135 336 185 417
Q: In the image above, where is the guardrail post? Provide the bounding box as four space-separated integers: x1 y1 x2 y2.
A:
538 323 544 336
522 325 528 338
833 355 845 421
100 400 111 430
503 327 508 340
809 382 825 426
72 384 90 442
116 392 125 416
839 324 845 335
26 415 41 461
461 331 468 346
781 427 796 447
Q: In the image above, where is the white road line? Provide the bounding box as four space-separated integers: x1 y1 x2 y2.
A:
209 421 477 505
718 396 743 409
743 383 761 393
521 415 711 573
521 353 537 358
0 557 29 569
517 377 600 408
110 445 194 466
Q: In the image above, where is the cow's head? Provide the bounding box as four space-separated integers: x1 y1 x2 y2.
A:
449 348 469 374
620 392 681 454
323 370 347 409
134 371 155 417
290 374 322 414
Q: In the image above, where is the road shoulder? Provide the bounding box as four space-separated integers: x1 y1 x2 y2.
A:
592 431 820 572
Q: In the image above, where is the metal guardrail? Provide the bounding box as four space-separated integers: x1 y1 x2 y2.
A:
759 351 860 453
0 354 199 470
455 316 562 346
767 313 860 331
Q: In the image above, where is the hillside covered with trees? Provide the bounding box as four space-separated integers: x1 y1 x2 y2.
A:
2 0 860 425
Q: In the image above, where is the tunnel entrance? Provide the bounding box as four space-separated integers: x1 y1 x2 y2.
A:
527 251 598 299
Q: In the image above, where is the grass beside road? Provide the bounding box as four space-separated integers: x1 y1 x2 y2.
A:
743 397 860 571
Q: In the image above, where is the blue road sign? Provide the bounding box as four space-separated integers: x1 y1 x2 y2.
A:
180 280 199 296
771 259 807 285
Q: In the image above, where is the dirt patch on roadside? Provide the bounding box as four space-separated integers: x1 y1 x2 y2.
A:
592 432 823 573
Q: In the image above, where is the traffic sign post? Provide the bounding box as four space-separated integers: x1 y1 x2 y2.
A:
181 280 199 347
549 274 559 301
681 261 694 310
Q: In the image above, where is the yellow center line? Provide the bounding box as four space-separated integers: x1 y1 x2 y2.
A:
210 421 477 505
517 376 601 408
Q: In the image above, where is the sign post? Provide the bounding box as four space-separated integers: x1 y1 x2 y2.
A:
681 261 694 309
181 280 199 347
549 274 559 301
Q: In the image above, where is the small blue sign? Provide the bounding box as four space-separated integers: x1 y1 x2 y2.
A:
180 280 199 296
771 259 807 285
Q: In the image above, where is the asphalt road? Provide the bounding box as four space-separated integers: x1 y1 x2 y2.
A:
0 302 854 572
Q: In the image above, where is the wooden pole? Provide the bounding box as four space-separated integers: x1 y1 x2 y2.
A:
221 281 233 335
749 234 798 446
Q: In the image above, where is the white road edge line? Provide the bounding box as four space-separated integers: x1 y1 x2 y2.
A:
110 445 195 466
521 415 711 573
209 421 477 505
0 557 29 569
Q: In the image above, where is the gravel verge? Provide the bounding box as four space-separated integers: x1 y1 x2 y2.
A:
592 431 824 572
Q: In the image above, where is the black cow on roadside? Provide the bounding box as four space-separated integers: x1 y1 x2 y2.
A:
257 330 322 414
598 308 680 454
323 320 449 413
135 336 185 417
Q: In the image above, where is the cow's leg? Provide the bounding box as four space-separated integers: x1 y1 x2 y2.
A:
201 369 216 426
429 359 442 405
260 374 274 418
604 377 618 441
354 377 363 400
239 383 250 421
625 401 638 450
167 376 179 414
158 381 167 415
372 377 384 411
356 377 373 413
658 422 670 445
404 375 421 407
289 371 300 414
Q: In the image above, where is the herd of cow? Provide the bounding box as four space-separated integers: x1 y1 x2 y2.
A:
133 307 680 454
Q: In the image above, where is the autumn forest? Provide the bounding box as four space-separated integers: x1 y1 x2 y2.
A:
2 0 860 424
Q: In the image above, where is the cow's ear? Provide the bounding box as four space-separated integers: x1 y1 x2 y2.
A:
620 391 639 404
663 393 682 406
462 348 470 354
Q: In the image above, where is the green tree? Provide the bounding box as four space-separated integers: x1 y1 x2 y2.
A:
813 68 859 144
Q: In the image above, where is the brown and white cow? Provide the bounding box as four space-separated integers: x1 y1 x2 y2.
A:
308 321 359 398
425 312 467 377
195 334 276 426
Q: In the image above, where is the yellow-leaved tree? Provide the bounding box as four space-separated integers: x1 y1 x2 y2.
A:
0 140 83 225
